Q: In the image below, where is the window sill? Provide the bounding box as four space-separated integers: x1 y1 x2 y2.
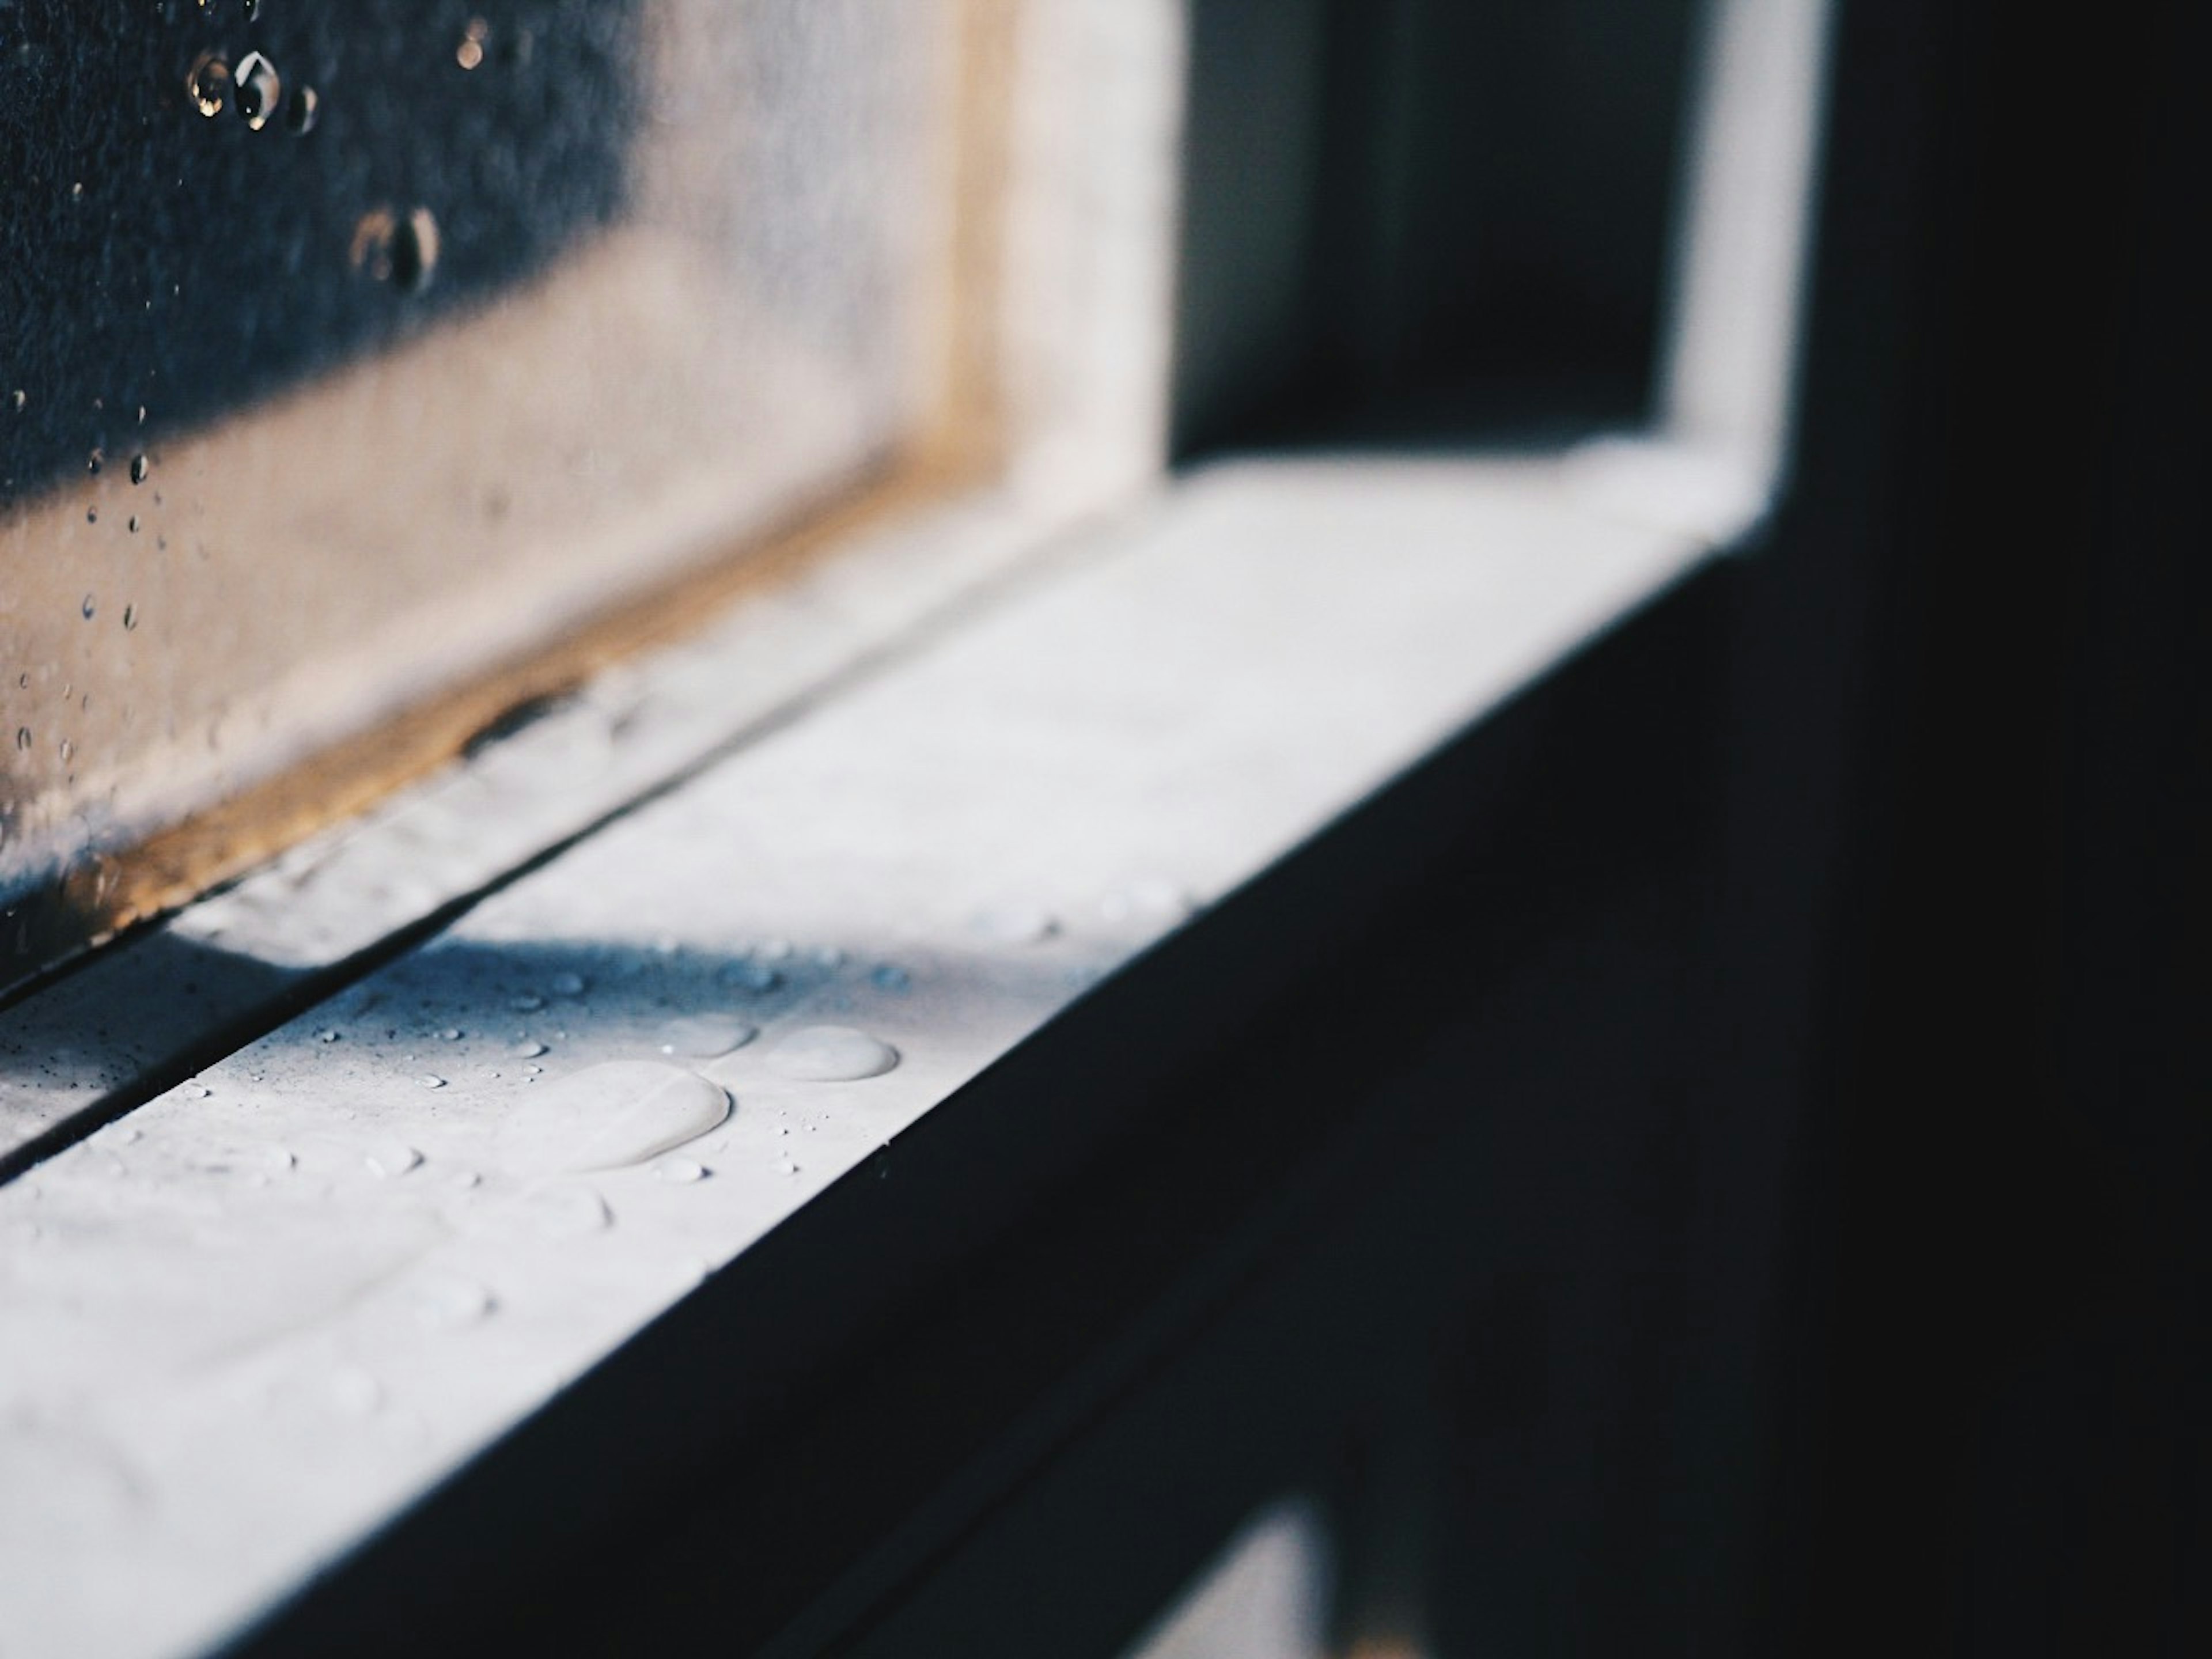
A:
0 450 1721 1658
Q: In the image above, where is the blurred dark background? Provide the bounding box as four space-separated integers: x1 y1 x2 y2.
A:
214 1 2207 1653
1172 0 1702 454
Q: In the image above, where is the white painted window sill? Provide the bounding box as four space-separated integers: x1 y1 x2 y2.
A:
0 451 1725 1658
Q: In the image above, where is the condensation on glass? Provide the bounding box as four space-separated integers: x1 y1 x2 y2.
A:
1 0 985 986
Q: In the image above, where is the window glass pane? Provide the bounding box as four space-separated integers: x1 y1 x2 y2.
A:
3 0 973 981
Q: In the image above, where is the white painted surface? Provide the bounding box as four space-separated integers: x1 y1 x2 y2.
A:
0 458 1707 1656
1658 0 1836 501
1118 1500 1334 1659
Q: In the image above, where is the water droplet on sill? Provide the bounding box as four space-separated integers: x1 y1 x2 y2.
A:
1100 877 1196 923
510 1039 548 1059
410 1275 494 1331
655 1015 756 1059
767 1025 899 1082
365 1142 422 1178
971 904 1058 946
416 1074 446 1090
654 1157 707 1184
510 1060 729 1173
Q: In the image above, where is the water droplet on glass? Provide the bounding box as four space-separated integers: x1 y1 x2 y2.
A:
127 516 140 534
870 964 911 993
13 728 28 752
244 0 264 22
232 51 281 130
548 971 587 997
971 904 1059 946
9 390 23 411
654 1157 707 1184
416 1074 446 1090
438 1027 463 1041
187 52 232 119
454 1169 482 1190
86 448 101 476
283 83 319 133
655 1014 756 1059
81 593 94 619
507 1060 729 1173
57 738 72 764
510 1039 547 1058
365 1142 423 1178
456 18 488 70
351 206 440 292
767 1025 900 1082
122 603 137 630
